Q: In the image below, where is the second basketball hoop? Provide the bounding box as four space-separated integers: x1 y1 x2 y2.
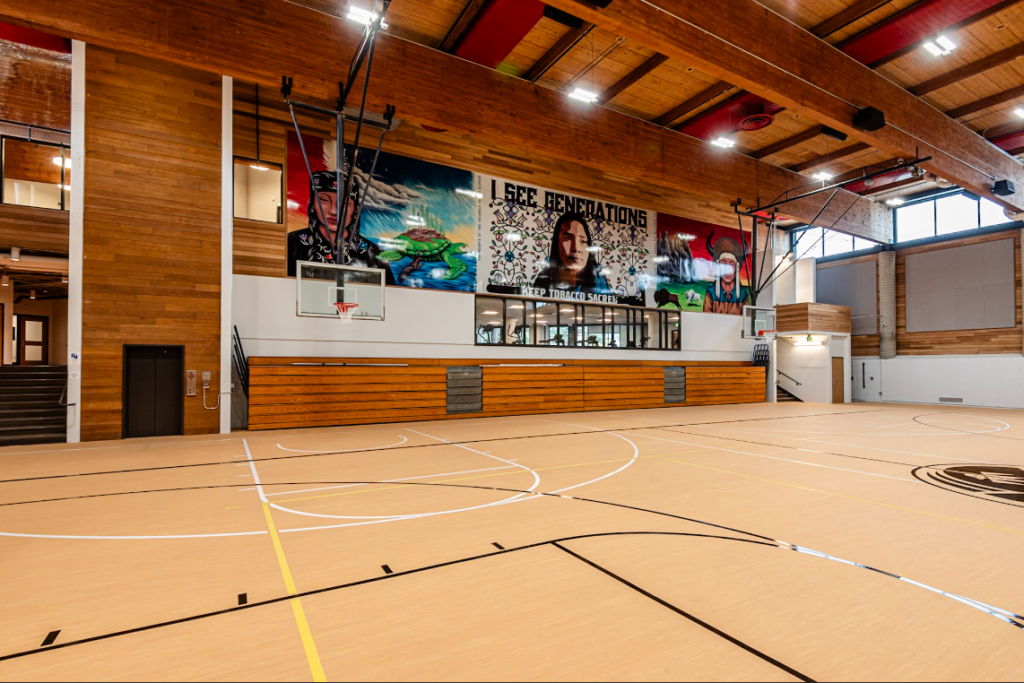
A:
334 302 359 324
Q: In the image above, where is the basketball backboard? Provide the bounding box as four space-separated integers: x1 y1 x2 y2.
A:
296 261 385 320
741 305 776 339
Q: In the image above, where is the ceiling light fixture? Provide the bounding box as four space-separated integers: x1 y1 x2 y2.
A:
710 137 735 149
52 156 71 168
1 275 7 286
923 35 956 56
62 275 69 283
885 198 905 207
10 247 20 262
812 171 833 181
482 310 499 315
568 88 599 104
30 289 36 300
250 83 271 172
1015 108 1024 119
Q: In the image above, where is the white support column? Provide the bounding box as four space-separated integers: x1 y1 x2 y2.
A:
220 76 233 434
66 40 86 443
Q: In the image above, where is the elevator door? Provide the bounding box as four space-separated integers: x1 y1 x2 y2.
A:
123 345 184 438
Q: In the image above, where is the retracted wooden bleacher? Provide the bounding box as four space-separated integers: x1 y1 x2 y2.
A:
247 358 767 430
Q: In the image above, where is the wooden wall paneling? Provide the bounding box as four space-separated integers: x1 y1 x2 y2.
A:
0 204 69 253
0 38 70 130
895 231 1023 355
81 47 222 441
775 302 852 333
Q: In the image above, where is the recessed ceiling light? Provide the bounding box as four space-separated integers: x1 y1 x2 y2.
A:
812 171 834 181
1 276 7 287
710 137 735 148
568 88 599 104
923 35 955 56
347 6 387 28
482 310 499 315
885 198 905 206
250 164 270 171
1015 108 1024 119
52 156 71 168
10 247 20 262
935 35 957 52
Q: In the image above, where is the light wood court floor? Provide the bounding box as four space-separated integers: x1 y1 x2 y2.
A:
1 402 1023 681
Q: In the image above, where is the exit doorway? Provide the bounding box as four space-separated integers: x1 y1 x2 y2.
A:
831 357 845 403
123 345 184 438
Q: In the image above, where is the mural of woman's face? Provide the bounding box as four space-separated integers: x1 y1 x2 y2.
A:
314 192 356 237
558 220 589 272
718 252 739 284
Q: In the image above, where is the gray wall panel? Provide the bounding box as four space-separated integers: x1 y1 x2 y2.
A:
816 259 877 335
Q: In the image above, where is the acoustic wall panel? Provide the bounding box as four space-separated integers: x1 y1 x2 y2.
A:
905 238 1015 333
816 260 877 335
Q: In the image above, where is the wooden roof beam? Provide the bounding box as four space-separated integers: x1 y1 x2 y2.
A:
910 42 1024 96
439 0 489 52
654 80 733 128
750 125 824 160
0 0 892 240
945 84 1024 119
523 22 593 83
543 0 1024 210
597 52 667 104
810 0 893 38
788 142 872 173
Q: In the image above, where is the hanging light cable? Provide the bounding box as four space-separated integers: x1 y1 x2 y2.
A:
251 83 269 171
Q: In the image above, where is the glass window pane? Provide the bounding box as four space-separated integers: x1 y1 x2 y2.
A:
794 227 824 259
895 201 935 242
936 194 979 236
560 304 580 346
583 305 604 347
2 139 65 211
822 229 854 257
233 160 283 222
475 296 504 344
506 299 527 345
852 236 877 251
667 311 681 349
610 307 626 348
980 197 1008 228
536 301 559 345
25 345 43 362
25 320 44 342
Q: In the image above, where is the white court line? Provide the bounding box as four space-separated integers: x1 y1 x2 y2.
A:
264 465 516 497
275 434 409 454
627 431 919 482
536 418 641 494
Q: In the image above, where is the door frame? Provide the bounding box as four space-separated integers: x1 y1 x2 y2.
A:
121 344 186 439
17 314 49 366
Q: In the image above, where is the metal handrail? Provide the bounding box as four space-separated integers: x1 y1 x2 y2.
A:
777 371 802 386
59 381 76 407
232 325 249 397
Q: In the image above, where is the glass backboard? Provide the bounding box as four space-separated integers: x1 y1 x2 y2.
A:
741 305 776 339
296 262 385 320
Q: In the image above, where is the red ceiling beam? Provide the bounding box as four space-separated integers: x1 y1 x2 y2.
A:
0 20 68 52
452 0 545 69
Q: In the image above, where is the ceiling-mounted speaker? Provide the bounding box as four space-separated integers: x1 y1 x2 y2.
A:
820 125 848 142
542 5 584 28
992 179 1015 196
853 106 885 132
738 102 775 131
579 0 613 7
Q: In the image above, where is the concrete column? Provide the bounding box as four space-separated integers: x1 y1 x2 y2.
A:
66 40 86 443
878 250 896 360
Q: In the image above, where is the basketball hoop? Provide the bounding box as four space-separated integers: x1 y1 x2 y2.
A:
758 329 778 341
333 302 359 324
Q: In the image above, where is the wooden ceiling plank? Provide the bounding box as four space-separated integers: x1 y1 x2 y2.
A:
597 52 667 104
750 125 824 159
811 0 894 39
541 0 1024 209
910 41 1024 96
654 80 734 127
523 22 593 83
788 142 872 173
0 0 891 238
945 83 1024 119
439 0 489 52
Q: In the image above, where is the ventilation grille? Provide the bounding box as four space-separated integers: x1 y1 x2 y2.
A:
938 397 964 404
447 366 482 413
664 367 686 404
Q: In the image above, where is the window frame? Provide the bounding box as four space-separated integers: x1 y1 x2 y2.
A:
0 135 70 212
232 155 284 224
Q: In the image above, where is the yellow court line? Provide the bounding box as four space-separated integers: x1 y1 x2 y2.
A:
654 456 1024 538
272 448 716 505
261 503 327 682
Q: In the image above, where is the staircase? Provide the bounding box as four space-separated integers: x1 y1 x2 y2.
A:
0 366 68 446
776 384 802 402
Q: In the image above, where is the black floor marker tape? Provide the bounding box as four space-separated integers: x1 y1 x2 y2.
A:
237 593 247 606
492 542 504 550
40 631 59 647
381 565 393 575
552 542 815 682
0 408 896 486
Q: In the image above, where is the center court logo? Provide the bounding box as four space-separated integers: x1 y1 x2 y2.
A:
913 464 1024 507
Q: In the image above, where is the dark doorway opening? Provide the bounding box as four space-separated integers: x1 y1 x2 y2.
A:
123 345 184 438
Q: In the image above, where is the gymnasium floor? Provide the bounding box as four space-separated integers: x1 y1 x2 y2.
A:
0 403 1022 682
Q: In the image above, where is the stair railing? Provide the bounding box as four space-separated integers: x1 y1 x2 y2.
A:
232 325 249 397
777 371 802 386
59 381 76 407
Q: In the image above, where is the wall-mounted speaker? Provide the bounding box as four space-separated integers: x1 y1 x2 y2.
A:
992 179 1015 196
853 107 885 132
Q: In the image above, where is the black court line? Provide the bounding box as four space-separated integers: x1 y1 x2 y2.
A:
381 565 393 575
0 531 773 664
0 408 896 486
492 542 504 550
552 542 814 682
39 631 59 647
237 593 247 606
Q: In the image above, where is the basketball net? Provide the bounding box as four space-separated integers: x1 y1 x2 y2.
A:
333 302 359 324
758 329 778 342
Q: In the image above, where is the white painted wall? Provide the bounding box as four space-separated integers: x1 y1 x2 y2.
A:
794 257 816 303
233 274 757 361
67 40 85 443
220 75 233 434
776 337 832 403
852 357 882 402
863 355 1024 409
